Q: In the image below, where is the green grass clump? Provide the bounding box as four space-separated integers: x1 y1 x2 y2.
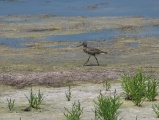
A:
152 104 159 118
94 90 122 120
121 70 146 106
7 98 15 111
145 79 158 101
64 100 83 120
121 70 158 106
65 85 72 101
103 80 111 91
25 88 44 110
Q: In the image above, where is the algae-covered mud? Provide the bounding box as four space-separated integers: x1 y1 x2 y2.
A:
0 15 159 40
0 15 159 85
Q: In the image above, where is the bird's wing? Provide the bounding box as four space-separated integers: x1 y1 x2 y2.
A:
87 47 106 54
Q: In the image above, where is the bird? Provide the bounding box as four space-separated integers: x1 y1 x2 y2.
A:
77 42 107 66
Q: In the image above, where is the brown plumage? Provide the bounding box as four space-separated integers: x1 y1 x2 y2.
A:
77 42 107 66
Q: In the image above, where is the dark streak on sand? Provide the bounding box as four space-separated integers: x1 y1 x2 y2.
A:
0 69 122 88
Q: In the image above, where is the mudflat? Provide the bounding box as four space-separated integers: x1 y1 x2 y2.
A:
0 15 159 120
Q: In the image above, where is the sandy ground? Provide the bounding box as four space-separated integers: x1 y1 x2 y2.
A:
0 83 159 120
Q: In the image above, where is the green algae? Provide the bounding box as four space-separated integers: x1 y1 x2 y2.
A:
1 15 159 40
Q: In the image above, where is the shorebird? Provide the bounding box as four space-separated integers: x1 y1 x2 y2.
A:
77 42 107 66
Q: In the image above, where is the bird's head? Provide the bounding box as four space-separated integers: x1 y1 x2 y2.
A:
77 41 87 47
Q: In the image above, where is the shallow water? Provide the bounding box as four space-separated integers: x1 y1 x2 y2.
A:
0 37 37 48
46 29 119 42
0 25 159 48
123 26 159 38
47 26 159 42
0 0 159 17
0 0 159 48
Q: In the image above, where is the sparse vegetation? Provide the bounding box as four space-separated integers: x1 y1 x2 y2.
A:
25 88 44 110
64 100 83 120
103 80 111 91
7 98 15 111
65 85 72 101
94 90 122 120
152 104 159 118
0 70 159 119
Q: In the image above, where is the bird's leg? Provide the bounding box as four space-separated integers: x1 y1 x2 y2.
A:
84 56 90 66
94 55 100 66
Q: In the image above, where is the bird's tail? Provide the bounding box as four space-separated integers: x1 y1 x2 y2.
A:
100 51 108 54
